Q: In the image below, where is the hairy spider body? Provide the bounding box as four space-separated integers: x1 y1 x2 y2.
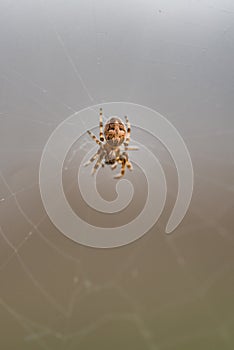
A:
84 108 137 179
104 145 120 165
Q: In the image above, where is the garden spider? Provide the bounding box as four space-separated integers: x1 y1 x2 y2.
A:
84 108 138 179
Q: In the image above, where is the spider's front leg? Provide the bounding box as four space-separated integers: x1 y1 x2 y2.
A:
114 159 126 179
111 162 118 171
92 152 105 175
126 160 133 171
111 151 121 171
84 147 102 167
114 153 129 179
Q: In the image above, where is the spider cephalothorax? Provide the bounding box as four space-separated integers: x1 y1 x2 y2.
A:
84 108 138 179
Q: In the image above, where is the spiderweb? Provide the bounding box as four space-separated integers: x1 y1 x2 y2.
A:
1 0 234 349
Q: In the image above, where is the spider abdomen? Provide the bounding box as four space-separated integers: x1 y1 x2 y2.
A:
104 118 126 146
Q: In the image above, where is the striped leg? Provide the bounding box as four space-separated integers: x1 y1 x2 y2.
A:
99 108 104 142
87 130 102 145
114 158 127 179
111 154 121 171
92 154 104 175
84 147 102 167
124 147 138 151
111 161 118 170
126 160 133 171
124 116 131 146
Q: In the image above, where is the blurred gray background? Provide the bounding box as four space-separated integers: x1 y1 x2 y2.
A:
0 0 234 349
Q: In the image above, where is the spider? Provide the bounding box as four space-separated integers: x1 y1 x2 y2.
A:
84 108 138 179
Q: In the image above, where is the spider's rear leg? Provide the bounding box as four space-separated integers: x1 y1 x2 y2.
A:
124 115 131 147
87 130 102 146
99 108 104 142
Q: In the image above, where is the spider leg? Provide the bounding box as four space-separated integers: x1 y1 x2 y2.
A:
111 161 118 170
92 153 104 175
124 115 131 146
114 158 127 179
124 146 138 151
87 130 102 146
111 154 121 170
99 108 104 142
84 147 102 167
126 160 133 171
